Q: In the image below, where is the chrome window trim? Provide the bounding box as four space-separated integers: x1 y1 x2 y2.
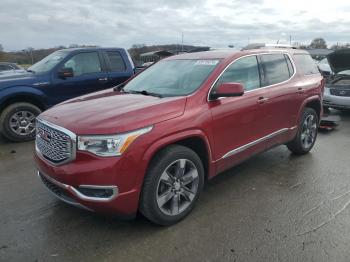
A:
221 126 297 159
36 118 77 166
207 52 297 101
38 171 119 202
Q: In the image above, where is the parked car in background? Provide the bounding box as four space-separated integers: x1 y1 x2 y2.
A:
316 57 332 79
0 47 135 142
323 49 350 111
35 48 324 225
0 62 23 72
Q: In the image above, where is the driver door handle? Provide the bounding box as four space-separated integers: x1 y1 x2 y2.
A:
298 87 306 94
98 77 108 82
257 97 269 104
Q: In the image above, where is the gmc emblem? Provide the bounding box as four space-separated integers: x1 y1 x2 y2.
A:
37 129 51 142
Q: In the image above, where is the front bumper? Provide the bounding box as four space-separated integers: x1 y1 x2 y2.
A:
323 88 350 109
35 152 143 217
38 171 118 207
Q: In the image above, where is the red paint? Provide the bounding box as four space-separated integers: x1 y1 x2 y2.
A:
35 49 324 217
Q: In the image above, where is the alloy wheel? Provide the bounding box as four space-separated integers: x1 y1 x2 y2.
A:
156 159 199 216
9 111 36 136
301 114 317 149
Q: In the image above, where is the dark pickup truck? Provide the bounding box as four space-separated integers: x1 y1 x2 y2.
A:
0 47 135 142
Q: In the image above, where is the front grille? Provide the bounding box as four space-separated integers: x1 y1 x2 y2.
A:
36 119 75 165
330 89 350 97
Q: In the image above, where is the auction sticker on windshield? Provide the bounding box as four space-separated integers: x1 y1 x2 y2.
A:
194 60 219 66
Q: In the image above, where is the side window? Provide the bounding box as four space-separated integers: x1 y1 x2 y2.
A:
293 54 319 75
107 52 126 71
261 54 290 86
63 52 102 77
214 56 260 91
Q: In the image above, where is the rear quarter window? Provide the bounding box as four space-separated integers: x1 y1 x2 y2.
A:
293 54 319 75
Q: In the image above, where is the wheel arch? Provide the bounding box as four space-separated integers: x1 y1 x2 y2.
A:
142 130 215 182
298 96 322 124
0 93 47 114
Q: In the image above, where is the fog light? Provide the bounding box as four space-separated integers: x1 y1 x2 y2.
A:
76 187 114 198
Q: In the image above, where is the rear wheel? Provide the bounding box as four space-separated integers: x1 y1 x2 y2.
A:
140 145 204 226
0 102 41 142
287 107 318 155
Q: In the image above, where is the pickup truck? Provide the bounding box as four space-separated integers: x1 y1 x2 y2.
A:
0 47 135 142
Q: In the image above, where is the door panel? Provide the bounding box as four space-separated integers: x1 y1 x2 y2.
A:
259 54 300 138
208 55 270 172
104 51 132 87
50 51 109 104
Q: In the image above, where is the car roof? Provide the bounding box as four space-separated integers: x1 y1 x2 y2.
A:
63 47 125 52
165 48 309 61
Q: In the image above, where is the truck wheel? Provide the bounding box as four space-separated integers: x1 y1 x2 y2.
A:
287 107 318 155
140 145 204 226
0 102 41 142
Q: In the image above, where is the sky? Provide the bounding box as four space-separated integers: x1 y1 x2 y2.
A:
1 0 350 51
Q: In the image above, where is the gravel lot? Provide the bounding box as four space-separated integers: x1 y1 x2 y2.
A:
0 110 350 262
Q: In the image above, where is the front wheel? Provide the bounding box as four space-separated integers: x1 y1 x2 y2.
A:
140 145 204 226
0 102 41 142
287 107 318 155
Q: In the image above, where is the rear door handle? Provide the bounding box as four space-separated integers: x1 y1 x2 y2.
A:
298 87 306 94
257 97 269 104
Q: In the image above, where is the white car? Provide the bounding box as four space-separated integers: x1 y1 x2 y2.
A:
323 49 350 111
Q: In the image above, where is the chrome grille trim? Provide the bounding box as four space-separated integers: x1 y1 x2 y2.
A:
35 118 76 166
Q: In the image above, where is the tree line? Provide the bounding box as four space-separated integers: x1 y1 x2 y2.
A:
0 38 349 65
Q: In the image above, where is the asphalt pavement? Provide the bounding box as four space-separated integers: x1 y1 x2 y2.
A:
0 110 350 262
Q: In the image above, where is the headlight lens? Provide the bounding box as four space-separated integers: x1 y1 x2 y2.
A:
77 126 152 157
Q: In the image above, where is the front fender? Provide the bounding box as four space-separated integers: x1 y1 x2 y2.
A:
138 128 216 186
0 86 48 109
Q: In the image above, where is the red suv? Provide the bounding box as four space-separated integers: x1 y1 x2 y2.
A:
35 48 324 225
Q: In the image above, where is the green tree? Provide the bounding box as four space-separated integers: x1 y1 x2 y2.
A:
309 38 327 49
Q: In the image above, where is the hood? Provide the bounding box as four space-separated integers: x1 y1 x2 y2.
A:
39 90 187 135
327 49 350 74
0 71 44 89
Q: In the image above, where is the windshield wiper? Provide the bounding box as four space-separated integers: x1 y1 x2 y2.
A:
113 82 126 91
128 90 163 98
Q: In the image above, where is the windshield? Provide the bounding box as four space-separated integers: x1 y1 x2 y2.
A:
28 50 69 73
123 59 220 97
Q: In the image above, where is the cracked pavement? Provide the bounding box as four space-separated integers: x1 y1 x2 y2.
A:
0 110 350 262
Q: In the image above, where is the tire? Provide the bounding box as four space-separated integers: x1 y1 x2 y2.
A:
287 107 318 155
140 145 204 226
0 102 41 142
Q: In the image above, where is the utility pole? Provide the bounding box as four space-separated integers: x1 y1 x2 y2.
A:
181 32 184 52
30 49 34 64
290 35 292 45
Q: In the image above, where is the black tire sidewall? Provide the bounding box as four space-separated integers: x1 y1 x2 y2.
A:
140 145 204 226
0 103 41 142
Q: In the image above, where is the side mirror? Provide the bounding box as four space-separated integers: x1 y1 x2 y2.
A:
210 82 244 100
58 67 74 79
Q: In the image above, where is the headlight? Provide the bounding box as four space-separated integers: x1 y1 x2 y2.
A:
77 126 152 157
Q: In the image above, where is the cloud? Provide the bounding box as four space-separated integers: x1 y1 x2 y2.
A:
0 0 349 51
